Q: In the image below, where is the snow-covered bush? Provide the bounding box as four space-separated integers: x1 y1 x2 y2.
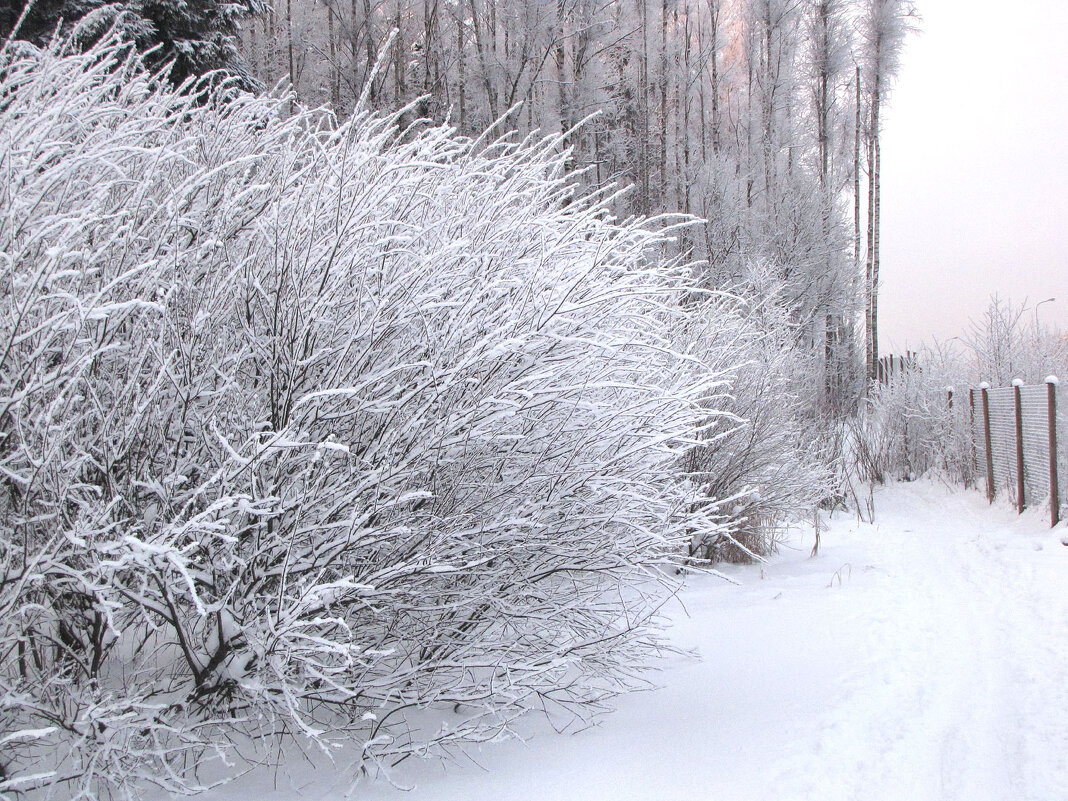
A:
966 296 1067 386
0 38 728 797
679 284 834 562
851 348 971 486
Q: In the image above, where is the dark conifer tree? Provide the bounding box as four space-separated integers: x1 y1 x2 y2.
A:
1 0 262 86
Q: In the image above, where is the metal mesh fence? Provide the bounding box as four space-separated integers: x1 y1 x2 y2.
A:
986 386 1017 505
1019 385 1051 503
970 388 990 494
1055 384 1064 521
970 381 1063 524
969 389 982 486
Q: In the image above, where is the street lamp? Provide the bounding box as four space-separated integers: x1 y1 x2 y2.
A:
1032 297 1055 328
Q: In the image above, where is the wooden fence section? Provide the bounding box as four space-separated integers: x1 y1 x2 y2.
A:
877 351 920 385
969 378 1062 527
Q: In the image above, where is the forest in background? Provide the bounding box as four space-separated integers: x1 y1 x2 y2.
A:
241 0 917 405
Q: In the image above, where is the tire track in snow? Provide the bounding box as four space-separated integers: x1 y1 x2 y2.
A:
774 485 1068 801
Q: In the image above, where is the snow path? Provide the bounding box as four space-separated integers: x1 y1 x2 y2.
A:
189 482 1068 800
767 483 1068 801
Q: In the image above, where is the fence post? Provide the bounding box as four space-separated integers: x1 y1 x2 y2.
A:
981 383 995 503
1049 376 1060 527
1013 379 1025 513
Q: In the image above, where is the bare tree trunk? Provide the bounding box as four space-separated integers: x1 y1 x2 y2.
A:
871 126 881 377
358 0 377 105
854 65 861 271
639 0 650 212
249 11 261 78
859 0 915 382
698 12 707 164
573 0 592 164
707 0 719 155
817 2 829 187
761 2 774 201
263 7 275 81
853 64 862 396
423 0 440 115
660 0 669 203
286 0 295 89
469 0 499 122
456 2 465 127
816 0 833 405
364 0 376 80
745 21 755 209
327 4 340 109
682 1 691 215
555 0 569 138
865 73 880 381
394 1 405 108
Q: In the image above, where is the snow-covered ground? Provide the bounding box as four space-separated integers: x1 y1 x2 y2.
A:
190 481 1068 801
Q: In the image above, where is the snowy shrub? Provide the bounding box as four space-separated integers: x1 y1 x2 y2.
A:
965 296 1067 387
678 286 834 563
0 38 727 797
851 349 971 486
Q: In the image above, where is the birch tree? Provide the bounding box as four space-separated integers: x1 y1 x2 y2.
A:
858 0 917 381
805 0 854 407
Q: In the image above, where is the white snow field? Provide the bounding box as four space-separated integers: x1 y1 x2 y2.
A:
186 481 1068 801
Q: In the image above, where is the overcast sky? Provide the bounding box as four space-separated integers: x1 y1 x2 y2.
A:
879 0 1068 353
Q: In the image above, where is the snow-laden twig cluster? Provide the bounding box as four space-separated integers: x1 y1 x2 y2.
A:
0 38 732 797
851 362 970 487
678 282 836 562
965 296 1068 388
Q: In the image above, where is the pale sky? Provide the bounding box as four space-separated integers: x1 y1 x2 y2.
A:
879 0 1068 352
